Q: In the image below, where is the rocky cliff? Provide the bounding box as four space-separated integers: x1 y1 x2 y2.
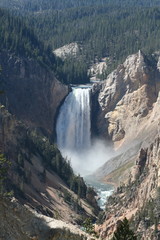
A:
54 43 81 60
93 51 160 146
92 51 160 239
92 51 160 183
96 130 160 239
0 196 92 240
0 50 69 136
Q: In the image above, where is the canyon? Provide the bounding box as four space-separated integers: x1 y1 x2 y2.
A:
1 1 160 239
0 49 160 240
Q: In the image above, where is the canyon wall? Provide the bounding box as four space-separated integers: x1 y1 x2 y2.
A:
92 51 160 147
0 50 69 136
92 51 160 183
93 51 160 239
96 131 160 239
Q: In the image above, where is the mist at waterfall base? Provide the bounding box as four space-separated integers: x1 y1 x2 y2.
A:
59 139 114 176
56 87 114 176
59 139 115 209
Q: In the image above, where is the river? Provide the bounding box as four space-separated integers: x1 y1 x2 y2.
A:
85 176 114 209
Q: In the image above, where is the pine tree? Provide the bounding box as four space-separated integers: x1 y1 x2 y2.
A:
112 218 137 240
0 154 11 194
0 65 4 95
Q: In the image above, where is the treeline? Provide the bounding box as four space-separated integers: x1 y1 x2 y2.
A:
56 58 89 84
0 8 89 84
1 1 160 82
27 130 87 199
1 0 160 12
29 6 160 64
0 9 57 69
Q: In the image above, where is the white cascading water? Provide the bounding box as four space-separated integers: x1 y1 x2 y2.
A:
56 87 91 152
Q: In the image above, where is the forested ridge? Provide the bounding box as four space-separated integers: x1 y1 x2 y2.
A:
1 0 160 12
27 3 160 78
29 7 160 60
0 8 89 84
1 0 160 81
0 9 57 68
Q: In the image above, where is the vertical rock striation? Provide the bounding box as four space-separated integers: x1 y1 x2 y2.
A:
93 51 160 239
93 51 160 147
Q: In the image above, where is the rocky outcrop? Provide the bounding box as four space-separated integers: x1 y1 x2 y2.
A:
96 130 160 239
54 43 81 60
0 197 91 240
89 57 108 82
93 51 160 147
92 52 160 239
135 148 147 177
0 50 69 136
93 87 160 186
91 51 160 186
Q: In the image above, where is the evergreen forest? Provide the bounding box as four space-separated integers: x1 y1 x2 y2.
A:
0 0 160 82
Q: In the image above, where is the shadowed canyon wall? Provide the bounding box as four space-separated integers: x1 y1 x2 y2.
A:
0 50 69 136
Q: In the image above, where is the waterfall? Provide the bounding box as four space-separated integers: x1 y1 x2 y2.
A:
56 87 91 152
56 86 113 177
56 86 114 203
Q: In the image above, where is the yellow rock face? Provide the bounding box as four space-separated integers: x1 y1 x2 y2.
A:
97 51 160 149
